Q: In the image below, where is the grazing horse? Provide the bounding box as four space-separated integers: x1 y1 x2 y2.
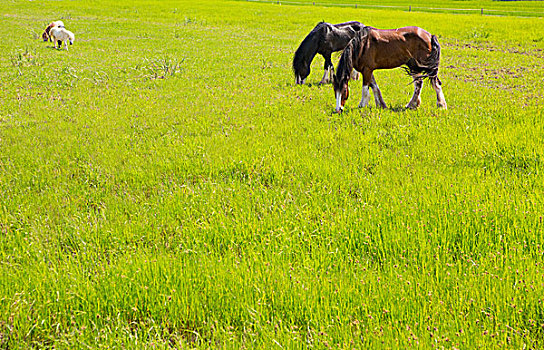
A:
293 21 363 85
333 26 447 113
50 27 75 50
42 21 64 42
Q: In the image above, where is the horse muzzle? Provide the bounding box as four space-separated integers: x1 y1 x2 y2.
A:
335 91 345 113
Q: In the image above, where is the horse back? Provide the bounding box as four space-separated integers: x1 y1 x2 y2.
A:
364 27 433 69
369 27 431 43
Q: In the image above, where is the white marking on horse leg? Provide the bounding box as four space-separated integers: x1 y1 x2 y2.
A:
335 91 343 113
437 90 447 109
371 85 386 108
320 67 331 84
372 87 386 108
373 94 380 107
358 85 370 108
432 79 447 109
406 80 423 109
351 70 359 80
369 75 386 108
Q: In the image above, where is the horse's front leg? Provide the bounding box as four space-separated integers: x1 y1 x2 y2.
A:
358 69 373 108
406 79 423 109
350 70 359 80
370 74 387 108
319 67 331 85
319 53 333 84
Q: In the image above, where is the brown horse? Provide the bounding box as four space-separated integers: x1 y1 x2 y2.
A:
41 21 64 42
333 26 447 113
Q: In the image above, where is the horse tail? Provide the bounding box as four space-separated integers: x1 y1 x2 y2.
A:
427 35 441 83
293 22 326 82
428 35 440 64
405 34 441 83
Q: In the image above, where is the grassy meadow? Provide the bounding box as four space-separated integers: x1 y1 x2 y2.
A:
247 0 544 17
1 0 544 348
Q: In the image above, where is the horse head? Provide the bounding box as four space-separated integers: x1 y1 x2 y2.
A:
333 75 349 113
294 67 309 85
332 41 356 113
293 22 329 84
293 54 311 84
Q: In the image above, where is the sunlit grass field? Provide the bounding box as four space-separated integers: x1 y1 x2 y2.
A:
243 0 544 17
1 0 543 348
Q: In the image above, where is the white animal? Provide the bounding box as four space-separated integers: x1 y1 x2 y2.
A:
42 20 64 42
50 27 75 50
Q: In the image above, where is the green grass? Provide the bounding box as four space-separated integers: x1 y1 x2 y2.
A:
242 0 544 17
1 0 544 348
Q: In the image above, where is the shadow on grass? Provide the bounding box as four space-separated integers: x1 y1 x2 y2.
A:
288 80 334 88
329 105 411 116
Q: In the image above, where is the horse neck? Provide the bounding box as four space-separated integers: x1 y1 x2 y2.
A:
293 33 320 74
334 49 352 90
328 28 358 51
337 32 366 83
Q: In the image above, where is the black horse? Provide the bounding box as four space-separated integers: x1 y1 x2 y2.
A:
293 21 363 85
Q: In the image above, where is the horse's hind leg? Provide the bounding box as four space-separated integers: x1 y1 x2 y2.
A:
370 74 387 108
431 77 447 109
406 79 423 109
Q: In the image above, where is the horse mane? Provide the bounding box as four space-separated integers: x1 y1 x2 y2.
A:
292 22 329 79
333 27 369 92
333 21 363 31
